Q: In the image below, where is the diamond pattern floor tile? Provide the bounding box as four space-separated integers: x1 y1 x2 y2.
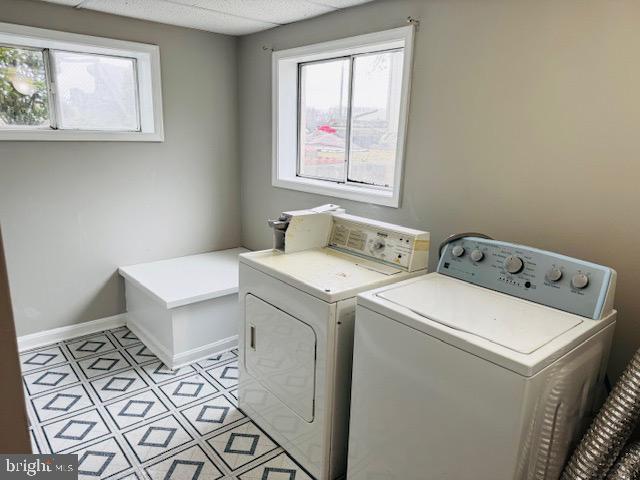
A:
105 389 170 430
90 368 149 402
111 327 141 347
206 361 239 390
238 452 313 480
42 409 110 453
180 393 245 436
31 384 94 423
141 361 196 385
23 363 80 396
77 351 132 379
207 421 277 472
145 444 223 480
20 346 68 373
19 327 317 479
159 374 219 408
67 334 117 359
71 436 132 480
196 351 236 369
123 414 193 463
125 344 159 365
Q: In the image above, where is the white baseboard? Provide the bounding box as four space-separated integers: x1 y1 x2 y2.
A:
17 313 127 352
127 321 238 370
172 335 238 370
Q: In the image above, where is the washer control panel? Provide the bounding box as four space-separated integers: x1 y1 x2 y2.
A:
328 214 430 272
437 237 615 319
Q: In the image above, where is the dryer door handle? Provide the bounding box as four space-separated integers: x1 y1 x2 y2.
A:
250 324 256 350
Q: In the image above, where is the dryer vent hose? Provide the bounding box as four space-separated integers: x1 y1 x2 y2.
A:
562 349 640 480
606 442 640 480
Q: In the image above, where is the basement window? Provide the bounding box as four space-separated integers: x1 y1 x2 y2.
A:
272 27 414 208
0 22 163 141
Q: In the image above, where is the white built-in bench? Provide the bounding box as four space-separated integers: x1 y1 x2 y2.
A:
118 247 249 369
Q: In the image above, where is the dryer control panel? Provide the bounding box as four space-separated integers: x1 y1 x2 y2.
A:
437 237 616 319
328 214 430 272
268 205 430 272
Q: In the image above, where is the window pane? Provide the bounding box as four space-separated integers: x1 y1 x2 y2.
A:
0 46 49 127
52 51 139 131
299 58 350 182
348 50 404 187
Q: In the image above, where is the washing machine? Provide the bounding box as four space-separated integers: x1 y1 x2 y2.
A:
238 205 430 480
346 236 617 480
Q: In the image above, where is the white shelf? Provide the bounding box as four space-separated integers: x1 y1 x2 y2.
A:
119 247 249 309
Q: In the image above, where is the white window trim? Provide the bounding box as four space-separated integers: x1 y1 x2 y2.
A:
272 26 414 208
0 22 164 142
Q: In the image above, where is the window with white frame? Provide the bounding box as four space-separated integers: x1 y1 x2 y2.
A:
0 22 163 141
272 27 414 208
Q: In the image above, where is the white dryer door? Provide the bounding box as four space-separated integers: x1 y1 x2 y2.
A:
245 294 317 422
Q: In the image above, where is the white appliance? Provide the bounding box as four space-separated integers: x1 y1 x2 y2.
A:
238 205 430 480
347 237 617 480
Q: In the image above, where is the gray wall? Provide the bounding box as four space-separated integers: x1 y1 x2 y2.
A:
0 0 240 336
238 0 640 378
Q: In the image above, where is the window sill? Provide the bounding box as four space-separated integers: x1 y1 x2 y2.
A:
273 176 400 208
0 130 164 142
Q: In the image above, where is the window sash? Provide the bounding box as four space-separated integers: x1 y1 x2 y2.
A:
43 48 58 130
296 55 351 183
0 44 50 130
296 47 403 190
1 44 141 133
49 49 142 132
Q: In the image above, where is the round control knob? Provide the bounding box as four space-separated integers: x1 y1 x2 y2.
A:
504 255 524 274
571 273 589 289
546 267 563 282
470 249 484 262
451 245 465 257
372 239 386 251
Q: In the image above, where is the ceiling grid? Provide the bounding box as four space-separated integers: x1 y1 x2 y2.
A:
38 0 375 35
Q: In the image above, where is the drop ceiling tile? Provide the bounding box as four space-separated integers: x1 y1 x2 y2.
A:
79 0 278 35
174 0 335 25
312 0 372 8
38 0 376 35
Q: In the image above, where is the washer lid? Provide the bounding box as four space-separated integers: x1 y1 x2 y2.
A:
377 274 583 354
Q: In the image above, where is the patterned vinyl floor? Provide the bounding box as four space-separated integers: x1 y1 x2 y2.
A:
20 326 314 480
